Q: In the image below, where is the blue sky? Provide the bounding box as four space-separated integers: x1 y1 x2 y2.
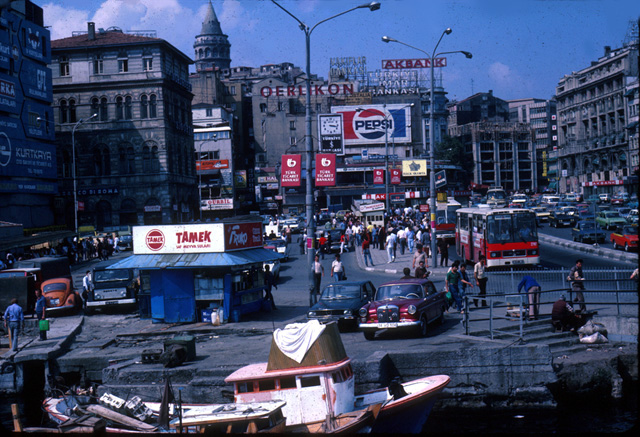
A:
41 0 639 101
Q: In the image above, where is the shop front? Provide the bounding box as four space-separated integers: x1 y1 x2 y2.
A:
107 220 282 323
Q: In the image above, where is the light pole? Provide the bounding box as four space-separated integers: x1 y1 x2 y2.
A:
383 31 472 267
271 0 380 294
71 114 97 234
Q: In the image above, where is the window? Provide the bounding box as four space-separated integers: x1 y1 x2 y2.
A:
290 120 296 130
258 379 275 392
316 103 322 113
289 136 296 146
91 98 100 117
59 56 69 76
140 95 148 119
149 95 157 118
143 57 153 71
60 100 68 123
236 381 254 394
100 97 108 121
118 57 128 73
151 145 159 172
127 147 135 173
119 147 126 173
260 103 268 113
142 146 151 172
206 108 213 117
93 54 103 74
279 377 296 390
277 101 284 111
116 97 124 120
124 96 132 119
299 376 321 388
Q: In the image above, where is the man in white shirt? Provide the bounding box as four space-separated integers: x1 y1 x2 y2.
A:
385 232 397 263
397 227 406 255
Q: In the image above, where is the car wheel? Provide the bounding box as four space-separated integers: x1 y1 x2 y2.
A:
625 243 629 252
613 241 618 250
364 330 376 341
418 315 428 337
85 307 93 315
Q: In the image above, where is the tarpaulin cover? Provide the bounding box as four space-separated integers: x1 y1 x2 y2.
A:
273 320 326 364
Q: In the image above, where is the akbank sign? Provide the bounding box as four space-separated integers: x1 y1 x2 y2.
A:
332 104 411 146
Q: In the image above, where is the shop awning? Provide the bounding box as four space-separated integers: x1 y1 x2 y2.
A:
107 248 284 270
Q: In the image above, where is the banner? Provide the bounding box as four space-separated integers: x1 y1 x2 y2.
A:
281 154 301 187
373 169 384 184
332 104 412 146
402 159 427 176
315 153 336 186
390 168 401 184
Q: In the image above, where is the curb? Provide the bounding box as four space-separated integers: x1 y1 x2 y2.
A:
538 233 638 263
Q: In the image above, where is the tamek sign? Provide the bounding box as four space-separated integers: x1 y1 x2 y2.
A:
315 153 336 186
281 154 301 187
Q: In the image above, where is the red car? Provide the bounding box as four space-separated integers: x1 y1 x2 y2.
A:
358 278 446 340
610 225 638 252
42 278 81 315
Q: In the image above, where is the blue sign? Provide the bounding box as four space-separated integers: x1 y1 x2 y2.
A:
0 26 11 71
0 71 24 115
20 58 52 103
18 19 50 64
21 99 55 141
0 114 23 140
0 179 57 194
0 135 57 179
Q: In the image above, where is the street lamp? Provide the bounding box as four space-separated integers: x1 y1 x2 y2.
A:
383 30 472 267
357 103 413 213
271 0 380 294
71 114 97 234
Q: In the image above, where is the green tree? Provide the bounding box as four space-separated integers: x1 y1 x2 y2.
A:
436 136 473 176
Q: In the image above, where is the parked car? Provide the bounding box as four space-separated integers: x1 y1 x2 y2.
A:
563 193 581 203
548 209 576 228
117 234 133 251
626 209 638 225
264 239 290 261
571 221 606 244
595 210 627 230
610 225 638 252
87 268 139 314
307 280 376 330
358 278 446 340
598 193 611 203
611 193 629 206
42 278 81 316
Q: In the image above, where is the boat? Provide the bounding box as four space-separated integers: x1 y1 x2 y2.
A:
225 320 450 433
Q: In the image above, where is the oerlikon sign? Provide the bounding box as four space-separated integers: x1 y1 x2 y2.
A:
133 223 263 254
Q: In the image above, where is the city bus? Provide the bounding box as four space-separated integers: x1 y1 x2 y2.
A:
456 207 540 267
427 198 462 242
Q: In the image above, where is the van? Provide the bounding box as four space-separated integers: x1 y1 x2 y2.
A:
87 268 139 314
541 195 560 206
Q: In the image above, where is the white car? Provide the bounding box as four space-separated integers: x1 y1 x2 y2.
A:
265 238 291 261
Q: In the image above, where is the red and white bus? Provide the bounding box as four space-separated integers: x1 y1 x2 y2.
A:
456 207 540 267
424 198 461 242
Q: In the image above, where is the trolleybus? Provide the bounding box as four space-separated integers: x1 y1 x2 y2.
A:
456 207 540 267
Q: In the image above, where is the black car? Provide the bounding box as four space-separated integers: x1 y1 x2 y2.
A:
307 280 375 330
327 229 345 253
548 209 576 228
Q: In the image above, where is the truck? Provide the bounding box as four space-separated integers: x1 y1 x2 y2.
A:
86 268 139 314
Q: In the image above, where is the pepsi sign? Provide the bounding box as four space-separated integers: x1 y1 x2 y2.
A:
332 104 412 146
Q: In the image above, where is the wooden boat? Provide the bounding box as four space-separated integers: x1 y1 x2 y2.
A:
225 321 450 433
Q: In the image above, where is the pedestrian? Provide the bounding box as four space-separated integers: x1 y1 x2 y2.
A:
437 238 449 267
474 254 488 307
263 265 278 310
311 254 324 305
412 244 427 272
3 298 24 351
551 295 582 332
35 289 47 340
362 236 374 267
385 231 397 263
397 227 406 255
331 254 346 282
446 263 464 313
567 259 586 312
340 233 346 254
371 225 378 249
300 232 306 255
401 267 413 279
459 263 473 306
517 275 541 320
113 234 120 254
82 270 93 310
406 227 415 253
378 226 386 251
420 227 431 257
415 260 429 279
318 234 327 260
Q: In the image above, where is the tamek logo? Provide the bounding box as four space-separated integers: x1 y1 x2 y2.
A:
145 229 165 251
321 157 331 167
287 158 297 167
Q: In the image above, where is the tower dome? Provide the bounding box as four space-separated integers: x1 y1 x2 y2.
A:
194 0 231 71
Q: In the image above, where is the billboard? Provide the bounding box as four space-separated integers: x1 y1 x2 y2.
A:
0 134 57 179
402 159 427 177
21 99 55 141
390 168 401 184
318 113 344 154
0 72 24 115
19 58 52 103
373 169 384 184
332 104 411 146
315 153 336 186
18 19 51 64
281 154 301 187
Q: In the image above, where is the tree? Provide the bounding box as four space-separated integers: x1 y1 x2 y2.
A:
436 136 473 183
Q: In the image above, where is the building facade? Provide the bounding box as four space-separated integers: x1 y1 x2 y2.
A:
556 43 639 196
51 24 197 230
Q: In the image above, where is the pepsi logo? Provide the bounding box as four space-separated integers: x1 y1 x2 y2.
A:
354 108 392 140
145 229 165 251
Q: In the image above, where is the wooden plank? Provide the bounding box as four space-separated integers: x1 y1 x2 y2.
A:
12 404 22 432
85 405 156 432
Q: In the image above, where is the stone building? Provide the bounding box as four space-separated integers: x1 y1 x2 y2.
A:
556 43 639 196
448 91 535 191
51 23 196 229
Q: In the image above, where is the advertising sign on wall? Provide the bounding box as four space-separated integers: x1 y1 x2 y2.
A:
373 169 384 184
402 159 427 177
223 222 263 251
0 72 24 115
281 154 301 187
315 153 336 186
318 113 344 154
332 104 412 146
21 99 55 141
390 168 401 184
19 58 52 103
0 134 56 179
197 159 229 171
18 19 51 64
234 170 247 188
203 198 234 210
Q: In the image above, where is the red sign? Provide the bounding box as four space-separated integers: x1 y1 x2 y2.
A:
583 180 623 187
381 58 447 69
315 153 336 186
77 201 84 211
281 154 301 187
373 169 384 184
390 169 401 184
145 229 165 251
419 204 429 212
223 222 263 251
260 84 354 98
197 159 229 171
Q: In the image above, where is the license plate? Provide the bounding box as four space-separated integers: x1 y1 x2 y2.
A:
106 301 118 305
50 298 60 305
379 322 397 328
512 260 524 264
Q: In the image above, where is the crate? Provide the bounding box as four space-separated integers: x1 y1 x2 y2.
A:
141 349 163 364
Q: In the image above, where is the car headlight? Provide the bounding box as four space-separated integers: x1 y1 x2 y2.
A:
490 251 500 258
121 290 127 297
407 305 417 315
359 307 367 317
95 294 102 300
528 249 538 256
343 310 351 315
308 311 316 317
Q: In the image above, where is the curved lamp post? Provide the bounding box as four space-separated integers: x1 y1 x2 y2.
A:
382 30 472 267
71 114 97 234
271 0 380 293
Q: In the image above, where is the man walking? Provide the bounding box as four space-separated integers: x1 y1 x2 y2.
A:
385 231 397 263
412 244 427 272
474 254 488 307
331 254 346 282
35 289 47 340
437 238 449 267
82 270 93 310
568 259 586 312
4 298 24 351
397 227 406 255
362 236 374 267
311 255 324 305
518 275 541 320
263 265 278 310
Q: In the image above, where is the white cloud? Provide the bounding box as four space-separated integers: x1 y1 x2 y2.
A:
42 3 91 41
487 61 533 98
219 0 259 31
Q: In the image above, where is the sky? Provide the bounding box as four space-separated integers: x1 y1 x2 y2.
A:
40 0 640 102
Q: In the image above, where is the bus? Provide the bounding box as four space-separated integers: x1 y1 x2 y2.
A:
486 187 507 208
425 198 462 242
456 207 540 267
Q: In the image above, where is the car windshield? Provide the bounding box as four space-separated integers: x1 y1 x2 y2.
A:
43 282 67 293
487 190 506 200
487 212 537 244
94 269 131 282
621 226 638 235
321 285 361 300
605 212 622 218
272 240 286 247
375 284 423 300
581 222 597 229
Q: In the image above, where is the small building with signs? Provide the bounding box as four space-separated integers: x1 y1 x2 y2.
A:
107 218 282 323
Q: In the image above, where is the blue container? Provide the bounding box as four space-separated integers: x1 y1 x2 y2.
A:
138 293 151 319
230 309 241 323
